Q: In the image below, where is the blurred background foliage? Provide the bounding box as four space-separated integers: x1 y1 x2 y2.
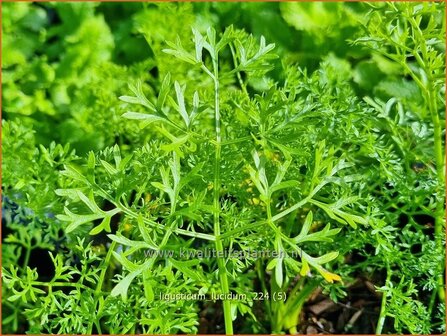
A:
2 2 446 334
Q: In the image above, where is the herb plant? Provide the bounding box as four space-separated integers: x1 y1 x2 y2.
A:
2 2 445 335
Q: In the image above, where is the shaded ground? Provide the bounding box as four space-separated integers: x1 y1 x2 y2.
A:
198 277 383 334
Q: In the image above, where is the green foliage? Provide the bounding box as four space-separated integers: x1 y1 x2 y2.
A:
2 2 445 335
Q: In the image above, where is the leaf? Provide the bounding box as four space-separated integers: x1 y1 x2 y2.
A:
169 258 205 282
215 25 236 52
118 154 133 171
55 188 82 200
77 190 102 214
111 268 143 301
192 28 204 62
163 37 198 65
172 207 203 222
304 253 342 283
112 251 140 272
57 207 104 233
160 134 191 155
157 72 171 112
119 95 143 105
143 269 154 302
61 164 88 183
266 258 278 271
190 91 200 122
328 159 354 178
168 157 181 189
163 48 197 64
293 211 313 242
108 233 157 250
236 35 277 73
178 162 204 190
270 180 299 194
100 159 119 175
174 81 190 127
275 257 284 288
113 144 121 168
294 223 341 244
87 151 96 170
247 152 269 197
312 251 339 264
309 199 366 229
204 27 217 56
319 269 342 283
284 257 301 274
151 181 172 194
7 293 23 302
122 112 166 123
89 216 111 235
300 258 310 276
334 210 365 229
137 215 158 248
122 81 157 113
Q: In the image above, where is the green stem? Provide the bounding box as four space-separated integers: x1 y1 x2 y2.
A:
95 241 117 297
95 321 102 335
289 326 298 334
22 245 32 272
271 196 313 223
256 259 272 321
265 200 281 332
287 277 305 301
376 265 391 335
211 55 233 335
280 280 319 333
270 270 281 333
428 288 437 317
429 83 445 303
87 241 117 334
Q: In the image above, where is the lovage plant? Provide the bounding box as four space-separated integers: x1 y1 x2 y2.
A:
2 2 445 335
4 26 366 334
